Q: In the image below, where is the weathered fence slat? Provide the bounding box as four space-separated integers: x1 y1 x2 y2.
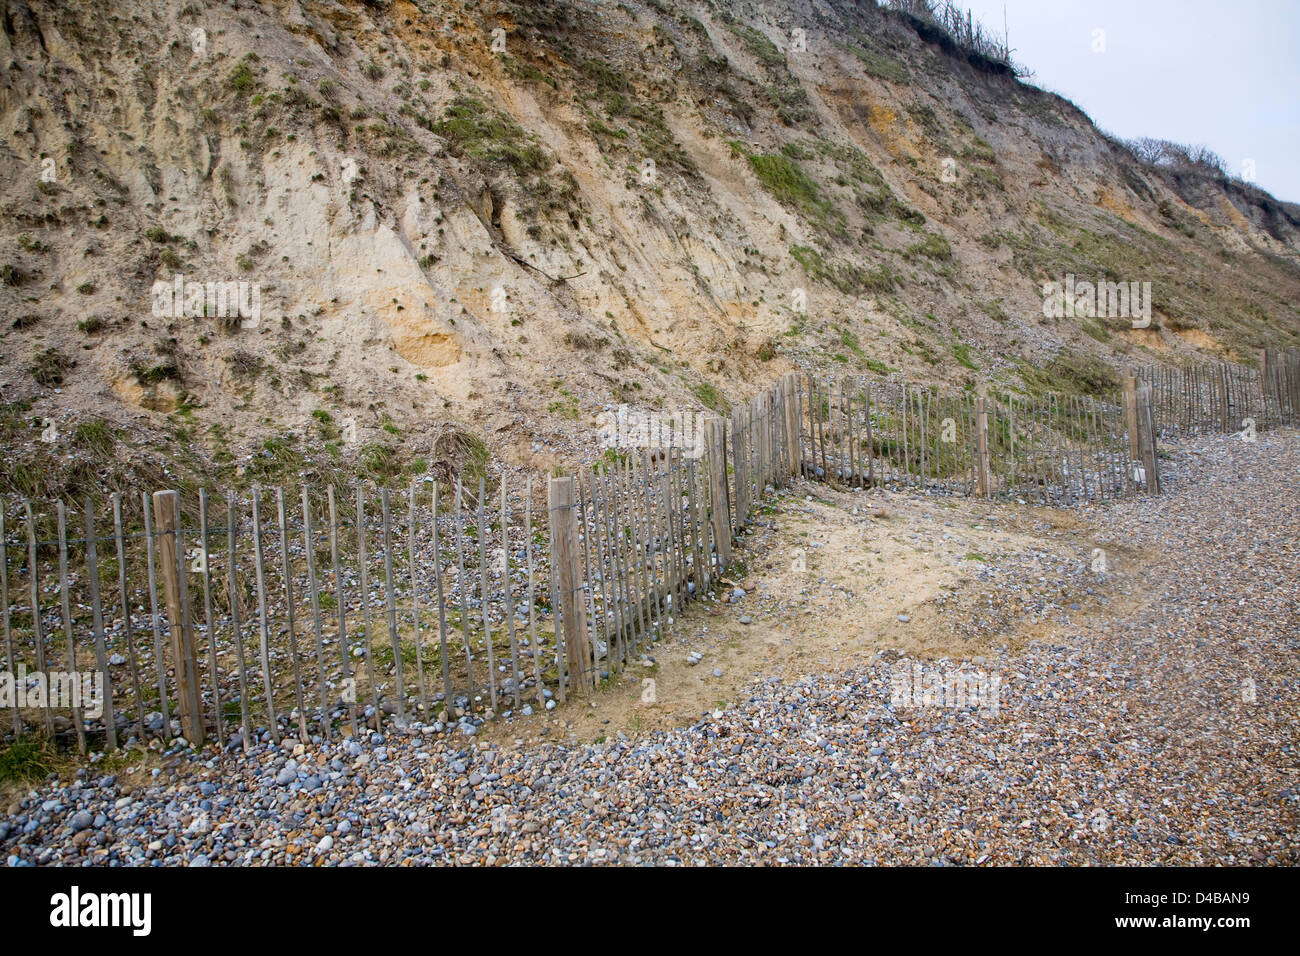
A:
379 487 405 723
501 482 522 711
406 481 427 715
354 486 378 732
83 501 115 751
430 483 453 709
277 487 310 741
301 487 329 736
577 473 599 681
140 494 172 742
452 481 474 705
475 477 496 713
1 508 19 736
111 495 145 743
524 477 543 706
250 489 279 743
198 489 223 745
327 486 356 736
228 495 252 751
550 475 589 695
54 503 85 752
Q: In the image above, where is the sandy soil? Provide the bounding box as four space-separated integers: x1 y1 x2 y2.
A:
485 478 1156 748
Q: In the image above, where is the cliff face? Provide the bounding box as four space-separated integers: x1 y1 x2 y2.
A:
2 0 1298 497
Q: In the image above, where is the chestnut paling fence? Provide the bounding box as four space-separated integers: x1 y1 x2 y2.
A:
2 351 1298 751
1137 347 1300 439
795 376 1147 502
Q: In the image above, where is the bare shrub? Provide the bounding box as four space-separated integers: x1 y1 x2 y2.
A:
887 0 1030 76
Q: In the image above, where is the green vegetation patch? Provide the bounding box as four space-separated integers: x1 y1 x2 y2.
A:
728 24 786 69
0 736 55 785
1020 348 1120 398
791 245 896 296
733 144 845 235
949 341 978 370
691 381 730 414
433 97 549 177
845 41 907 83
907 232 953 261
746 151 824 215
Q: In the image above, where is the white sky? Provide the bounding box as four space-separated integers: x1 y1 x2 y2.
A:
959 0 1300 203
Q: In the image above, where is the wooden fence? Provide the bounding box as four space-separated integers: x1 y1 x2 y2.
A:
1139 348 1300 438
0 480 569 752
794 376 1147 503
4 353 1298 750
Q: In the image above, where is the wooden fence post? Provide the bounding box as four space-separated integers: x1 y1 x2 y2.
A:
1279 348 1298 424
975 397 991 498
1122 368 1139 463
731 405 749 528
706 418 731 571
1259 349 1270 420
0 508 20 737
1135 381 1161 495
782 372 800 481
548 476 590 693
1218 363 1231 433
1291 350 1300 423
83 502 116 752
151 490 203 743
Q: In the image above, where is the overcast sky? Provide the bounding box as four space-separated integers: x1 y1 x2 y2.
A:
959 0 1300 204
